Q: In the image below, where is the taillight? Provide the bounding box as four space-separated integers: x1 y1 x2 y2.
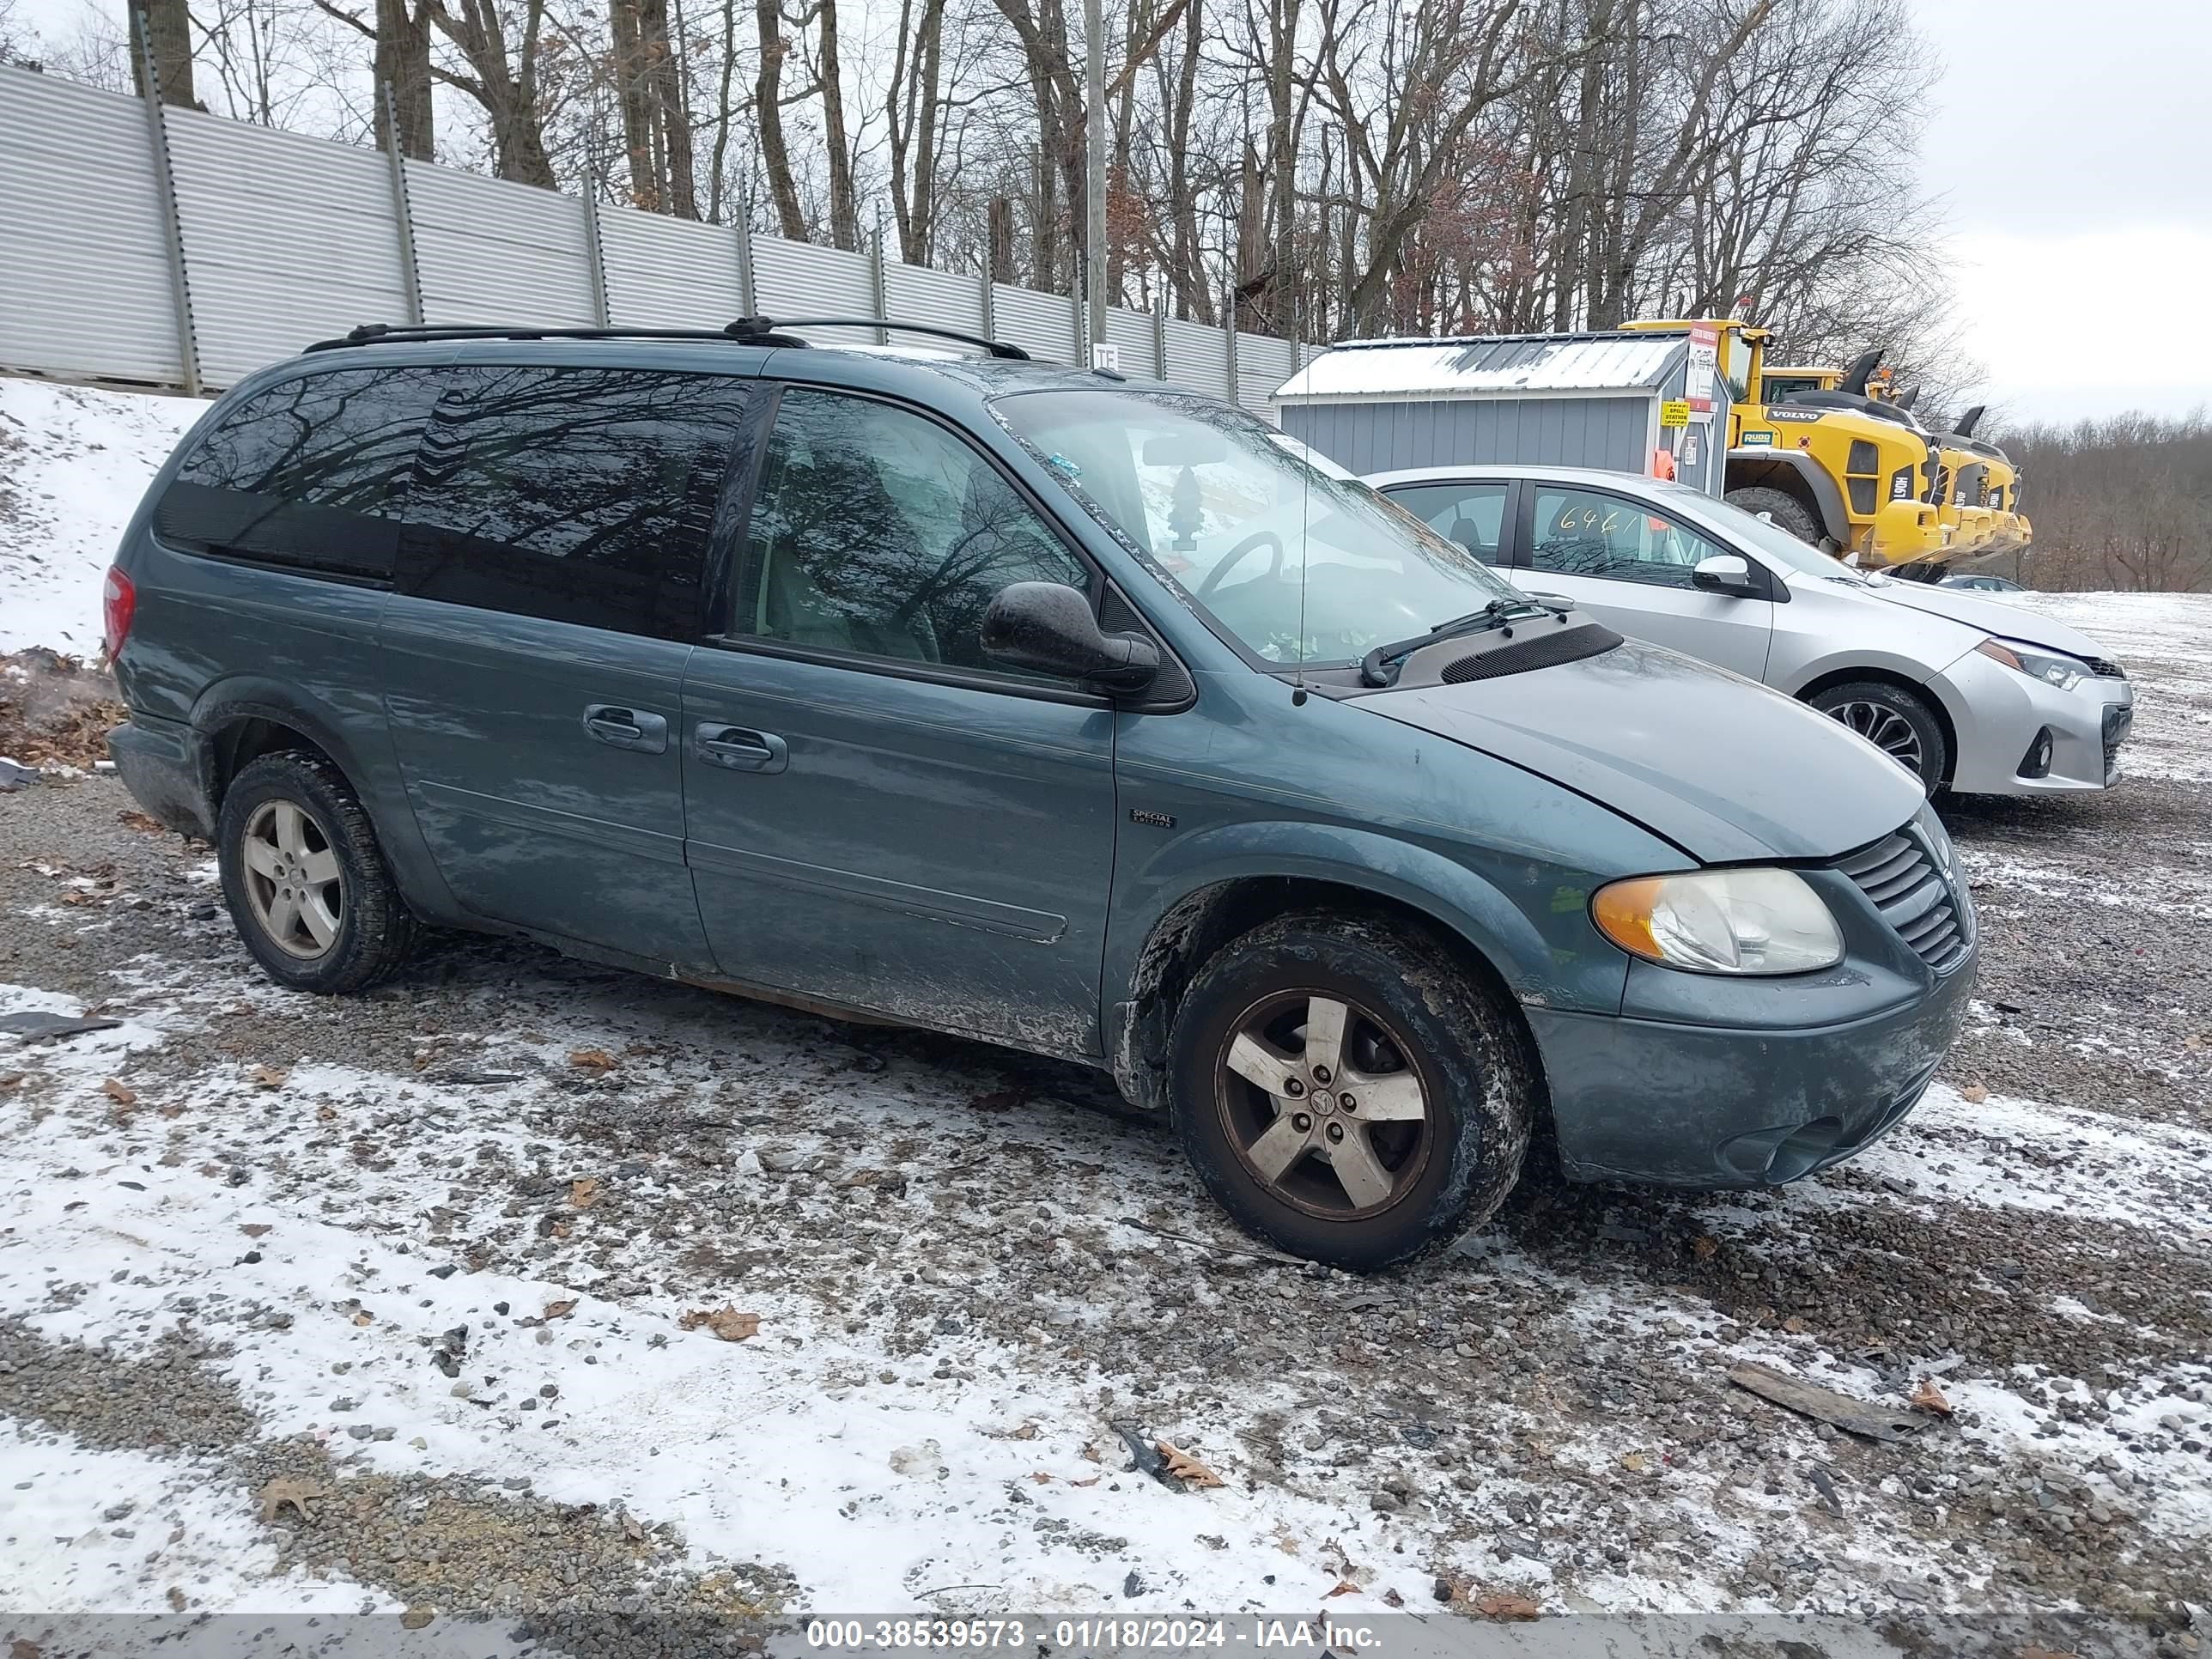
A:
102 566 137 661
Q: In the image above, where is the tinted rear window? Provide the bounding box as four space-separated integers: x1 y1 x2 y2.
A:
397 367 757 640
155 368 448 582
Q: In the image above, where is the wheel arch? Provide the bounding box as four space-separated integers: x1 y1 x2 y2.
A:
1794 664 1960 786
1106 839 1584 1118
188 676 465 925
1727 450 1850 545
190 678 373 809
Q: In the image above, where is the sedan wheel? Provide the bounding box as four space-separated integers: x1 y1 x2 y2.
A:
240 798 344 959
1825 698 1925 775
1214 989 1432 1220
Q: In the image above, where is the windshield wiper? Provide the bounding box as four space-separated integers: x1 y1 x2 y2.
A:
1358 597 1556 687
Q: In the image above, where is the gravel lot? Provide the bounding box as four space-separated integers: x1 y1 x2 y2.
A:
2 596 2209 1659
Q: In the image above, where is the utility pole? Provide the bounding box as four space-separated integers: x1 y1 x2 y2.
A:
1083 0 1106 357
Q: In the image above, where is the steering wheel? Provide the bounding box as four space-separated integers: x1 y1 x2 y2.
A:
1195 529 1285 598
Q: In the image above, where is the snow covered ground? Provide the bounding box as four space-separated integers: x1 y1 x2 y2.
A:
3 376 2209 1654
0 378 205 657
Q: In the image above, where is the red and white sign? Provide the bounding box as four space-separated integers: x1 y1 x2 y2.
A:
1686 322 1720 414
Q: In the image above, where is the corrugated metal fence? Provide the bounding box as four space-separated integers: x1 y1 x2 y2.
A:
0 64 1305 416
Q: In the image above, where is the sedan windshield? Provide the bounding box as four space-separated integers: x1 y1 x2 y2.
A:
1640 477 1859 580
992 387 1522 666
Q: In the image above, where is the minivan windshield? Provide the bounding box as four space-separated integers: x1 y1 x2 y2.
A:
993 388 1523 666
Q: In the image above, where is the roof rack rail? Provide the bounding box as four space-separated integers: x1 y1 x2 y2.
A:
732 317 1031 360
304 316 1030 361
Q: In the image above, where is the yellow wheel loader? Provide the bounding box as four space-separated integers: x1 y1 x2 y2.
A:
1625 319 1948 569
1753 356 2030 573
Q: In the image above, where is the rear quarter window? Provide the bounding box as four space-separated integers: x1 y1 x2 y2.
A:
154 367 449 583
396 367 759 641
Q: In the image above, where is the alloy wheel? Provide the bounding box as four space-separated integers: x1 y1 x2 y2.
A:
1826 699 1925 775
240 799 343 959
1214 990 1432 1219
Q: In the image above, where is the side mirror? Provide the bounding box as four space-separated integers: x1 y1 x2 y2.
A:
1692 553 1757 596
981 582 1160 691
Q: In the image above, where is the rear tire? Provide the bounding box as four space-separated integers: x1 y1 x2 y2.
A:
1168 910 1535 1271
1807 680 1948 794
1724 486 1822 547
217 751 418 994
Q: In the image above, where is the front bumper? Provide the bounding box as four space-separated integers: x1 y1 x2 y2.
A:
1863 500 1947 568
1935 647 2134 794
1526 941 1978 1188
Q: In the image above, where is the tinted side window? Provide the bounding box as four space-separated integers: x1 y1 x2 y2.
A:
738 388 1092 676
398 368 756 640
155 368 447 581
1528 485 1728 589
1382 483 1510 564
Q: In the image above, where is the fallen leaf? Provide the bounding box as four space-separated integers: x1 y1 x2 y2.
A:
678 1304 759 1342
102 1078 136 1106
568 1177 601 1209
543 1297 578 1321
240 1224 271 1238
1908 1377 1954 1419
118 810 166 834
249 1065 289 1089
1068 1475 1100 1487
1325 1581 1358 1598
1690 1235 1718 1260
1157 1440 1224 1489
568 1048 617 1072
352 1311 372 1327
1960 1083 1990 1103
257 1475 325 1522
1007 1422 1039 1441
1474 1592 1540 1621
315 1103 337 1122
1030 1471 1054 1484
1620 1452 1649 1474
1782 1316 1807 1334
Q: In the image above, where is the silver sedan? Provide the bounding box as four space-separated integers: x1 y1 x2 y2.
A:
1366 464 2133 796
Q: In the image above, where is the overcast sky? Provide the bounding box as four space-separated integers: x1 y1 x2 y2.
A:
1914 0 2210 423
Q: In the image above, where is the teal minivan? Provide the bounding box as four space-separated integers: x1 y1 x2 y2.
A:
104 319 1976 1269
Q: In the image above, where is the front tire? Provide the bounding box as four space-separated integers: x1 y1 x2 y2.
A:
216 751 418 994
1168 910 1535 1271
1808 680 1948 794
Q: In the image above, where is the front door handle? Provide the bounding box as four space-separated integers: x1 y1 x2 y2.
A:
582 705 669 753
696 723 789 774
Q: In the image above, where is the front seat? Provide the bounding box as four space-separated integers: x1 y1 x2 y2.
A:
1448 517 1493 563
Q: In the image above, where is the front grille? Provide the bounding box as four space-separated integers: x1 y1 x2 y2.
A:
1836 827 1972 974
2084 656 2125 681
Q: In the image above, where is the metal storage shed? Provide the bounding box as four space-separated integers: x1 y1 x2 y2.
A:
1273 330 1723 496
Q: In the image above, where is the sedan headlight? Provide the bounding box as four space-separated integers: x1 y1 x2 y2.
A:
1592 868 1844 975
1977 637 2088 692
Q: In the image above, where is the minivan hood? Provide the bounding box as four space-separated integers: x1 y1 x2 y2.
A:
1364 640 1925 863
1861 579 2116 663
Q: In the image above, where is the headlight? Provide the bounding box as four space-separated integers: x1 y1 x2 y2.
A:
1592 868 1844 975
1977 637 2087 691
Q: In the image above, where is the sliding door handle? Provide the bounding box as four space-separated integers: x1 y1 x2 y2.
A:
696 723 788 774
582 705 669 753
